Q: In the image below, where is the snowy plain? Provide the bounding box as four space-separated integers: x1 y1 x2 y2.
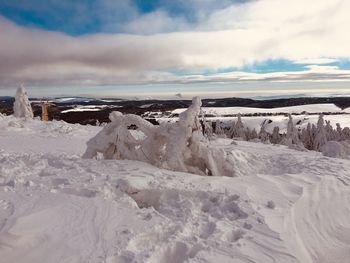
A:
0 113 350 263
172 103 350 115
155 104 350 134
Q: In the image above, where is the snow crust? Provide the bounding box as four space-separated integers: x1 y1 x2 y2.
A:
1 113 350 263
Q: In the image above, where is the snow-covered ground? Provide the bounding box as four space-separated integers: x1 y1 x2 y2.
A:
1 114 350 263
156 104 350 134
61 105 116 114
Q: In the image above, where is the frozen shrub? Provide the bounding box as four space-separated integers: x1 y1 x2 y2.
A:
13 85 33 119
83 97 236 177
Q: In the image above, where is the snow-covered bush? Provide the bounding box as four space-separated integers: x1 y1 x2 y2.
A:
13 85 33 119
83 97 236 177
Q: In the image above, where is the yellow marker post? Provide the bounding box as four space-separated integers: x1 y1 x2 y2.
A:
41 103 49 121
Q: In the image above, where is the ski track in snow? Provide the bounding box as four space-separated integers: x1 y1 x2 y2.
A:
0 116 350 262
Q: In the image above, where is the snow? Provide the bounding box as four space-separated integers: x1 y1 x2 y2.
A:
160 114 350 135
61 105 115 113
1 113 350 262
321 140 350 158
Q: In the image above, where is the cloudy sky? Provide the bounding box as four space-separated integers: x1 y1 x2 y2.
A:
1 0 350 98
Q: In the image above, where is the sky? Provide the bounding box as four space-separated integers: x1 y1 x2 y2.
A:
1 0 350 98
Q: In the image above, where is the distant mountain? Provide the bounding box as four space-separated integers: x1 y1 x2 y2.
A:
2 96 350 125
0 96 14 102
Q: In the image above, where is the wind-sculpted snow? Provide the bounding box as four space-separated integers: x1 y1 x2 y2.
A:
1 116 350 262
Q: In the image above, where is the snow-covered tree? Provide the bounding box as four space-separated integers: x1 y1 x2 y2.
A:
325 120 337 141
200 110 213 138
229 113 246 139
313 114 328 151
301 123 314 150
281 115 304 149
258 124 270 143
214 120 225 137
13 85 33 119
249 128 258 141
244 127 257 141
336 123 343 140
270 126 281 144
341 127 350 141
84 97 236 177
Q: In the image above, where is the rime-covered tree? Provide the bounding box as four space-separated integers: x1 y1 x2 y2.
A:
270 126 281 144
215 120 225 136
258 124 270 143
202 120 213 137
301 123 314 150
250 128 258 140
13 85 33 119
313 114 328 151
325 120 337 141
229 113 246 139
336 123 343 140
341 127 350 141
286 115 300 144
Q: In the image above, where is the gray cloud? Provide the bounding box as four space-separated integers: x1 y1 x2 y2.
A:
1 0 350 89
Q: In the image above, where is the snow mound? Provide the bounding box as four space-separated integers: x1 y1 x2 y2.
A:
322 140 350 159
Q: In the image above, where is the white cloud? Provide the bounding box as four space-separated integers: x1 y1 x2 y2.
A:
293 58 338 65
